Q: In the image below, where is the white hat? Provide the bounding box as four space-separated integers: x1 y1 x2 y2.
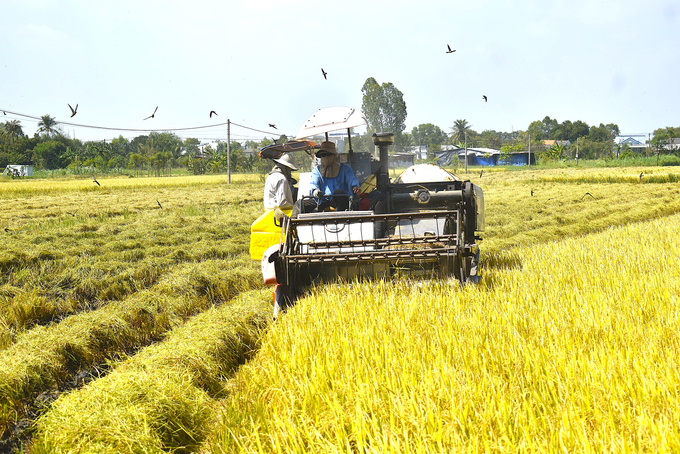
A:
273 153 298 170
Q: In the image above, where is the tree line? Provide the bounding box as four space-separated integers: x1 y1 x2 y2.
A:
3 81 679 175
0 115 292 175
358 77 679 162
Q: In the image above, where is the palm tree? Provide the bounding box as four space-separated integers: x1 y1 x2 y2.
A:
450 119 472 146
37 114 59 138
2 120 24 145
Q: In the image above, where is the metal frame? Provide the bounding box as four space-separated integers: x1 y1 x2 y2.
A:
277 206 476 297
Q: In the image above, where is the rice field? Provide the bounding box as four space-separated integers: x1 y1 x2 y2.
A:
209 213 680 453
1 166 679 452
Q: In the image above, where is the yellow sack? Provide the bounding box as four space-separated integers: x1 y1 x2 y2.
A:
249 207 293 261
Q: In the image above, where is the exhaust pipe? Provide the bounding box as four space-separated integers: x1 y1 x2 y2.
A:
372 132 394 191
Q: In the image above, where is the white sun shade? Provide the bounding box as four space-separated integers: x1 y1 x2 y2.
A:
295 106 368 139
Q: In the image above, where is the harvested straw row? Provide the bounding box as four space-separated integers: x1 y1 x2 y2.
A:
0 257 260 435
32 288 271 454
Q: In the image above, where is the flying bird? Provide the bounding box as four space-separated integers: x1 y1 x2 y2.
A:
482 95 488 102
68 103 78 117
4 228 9 232
446 44 456 53
531 190 534 197
639 172 644 182
321 68 327 79
157 199 163 209
581 192 594 200
143 106 158 120
93 176 100 186
269 123 277 129
210 110 217 118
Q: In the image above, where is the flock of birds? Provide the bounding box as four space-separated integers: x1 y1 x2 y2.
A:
64 103 278 131
47 42 646 208
60 43 487 136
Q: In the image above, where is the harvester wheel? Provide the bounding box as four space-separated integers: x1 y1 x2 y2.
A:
450 252 470 284
462 182 476 242
468 249 480 284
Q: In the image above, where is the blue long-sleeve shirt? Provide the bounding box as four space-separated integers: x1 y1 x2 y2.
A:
309 163 359 197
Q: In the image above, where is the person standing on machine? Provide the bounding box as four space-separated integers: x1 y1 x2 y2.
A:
263 153 298 210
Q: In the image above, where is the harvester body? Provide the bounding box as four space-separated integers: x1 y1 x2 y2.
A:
252 107 485 310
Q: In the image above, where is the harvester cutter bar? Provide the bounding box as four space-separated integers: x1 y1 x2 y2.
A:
290 210 459 226
286 247 461 264
294 235 458 249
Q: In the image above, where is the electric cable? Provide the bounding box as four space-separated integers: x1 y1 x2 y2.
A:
0 108 286 137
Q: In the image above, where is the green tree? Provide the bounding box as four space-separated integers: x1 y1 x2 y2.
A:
137 135 159 175
411 123 447 149
650 129 673 164
588 123 618 143
108 155 128 173
478 130 502 150
83 141 114 172
574 137 610 160
128 153 146 176
149 151 172 176
214 141 243 172
32 140 68 169
110 135 131 166
552 120 590 143
150 132 182 167
586 123 619 159
37 114 59 138
361 77 407 149
653 126 680 139
651 127 680 159
450 119 473 146
183 138 200 156
547 141 567 160
2 120 24 145
526 120 543 141
540 116 558 139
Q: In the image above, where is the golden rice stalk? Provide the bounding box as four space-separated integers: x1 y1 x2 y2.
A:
208 213 680 453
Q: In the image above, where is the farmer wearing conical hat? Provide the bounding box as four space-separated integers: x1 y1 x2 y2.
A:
263 153 298 210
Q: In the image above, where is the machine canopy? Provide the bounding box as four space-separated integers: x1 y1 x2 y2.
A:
259 139 316 159
295 107 367 139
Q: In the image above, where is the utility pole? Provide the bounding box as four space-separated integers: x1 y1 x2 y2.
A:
464 131 468 173
647 133 651 159
528 139 531 168
227 119 231 183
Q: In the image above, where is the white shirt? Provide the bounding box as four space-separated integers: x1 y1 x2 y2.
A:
263 170 294 210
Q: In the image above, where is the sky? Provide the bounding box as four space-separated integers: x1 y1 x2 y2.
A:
1 0 678 144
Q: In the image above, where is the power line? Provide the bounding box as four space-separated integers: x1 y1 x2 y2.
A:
0 108 286 136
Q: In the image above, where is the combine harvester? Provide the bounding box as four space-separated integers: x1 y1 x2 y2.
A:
250 107 485 315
